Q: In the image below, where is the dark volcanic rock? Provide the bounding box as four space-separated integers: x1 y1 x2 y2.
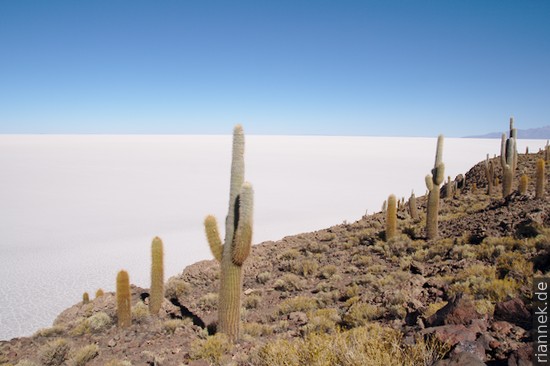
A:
494 298 531 330
434 351 486 366
426 294 483 327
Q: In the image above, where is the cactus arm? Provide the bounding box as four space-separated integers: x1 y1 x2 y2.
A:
232 183 253 266
500 134 508 168
433 163 445 185
425 175 434 191
204 215 223 262
434 134 444 167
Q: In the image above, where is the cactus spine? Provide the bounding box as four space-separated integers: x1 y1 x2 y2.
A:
149 237 164 315
386 194 397 240
116 270 131 328
408 191 419 221
425 135 445 240
485 154 494 195
204 125 254 342
536 158 545 199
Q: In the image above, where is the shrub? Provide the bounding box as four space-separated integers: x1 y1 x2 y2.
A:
243 322 273 337
250 324 449 366
302 308 341 335
279 249 300 260
447 264 521 302
273 274 305 292
164 278 190 299
342 303 384 327
189 333 232 366
278 296 318 315
69 344 99 366
15 360 39 366
163 318 192 334
39 339 70 366
132 301 150 323
243 294 262 309
198 293 218 310
307 241 330 253
319 265 337 279
88 312 112 332
34 325 65 337
300 259 319 277
256 271 271 284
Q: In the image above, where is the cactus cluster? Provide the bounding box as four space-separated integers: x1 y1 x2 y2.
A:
204 125 254 343
425 135 445 240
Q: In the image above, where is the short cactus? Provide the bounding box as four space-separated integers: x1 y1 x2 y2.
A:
95 289 104 298
385 194 397 240
82 292 90 304
536 158 545 199
519 174 528 195
408 191 419 221
116 270 131 328
425 135 444 240
149 237 164 315
204 125 254 342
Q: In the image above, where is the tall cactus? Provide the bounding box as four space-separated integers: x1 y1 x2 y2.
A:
500 132 515 197
116 270 131 328
204 125 254 342
386 194 397 240
149 237 164 315
485 154 494 195
425 135 445 240
509 117 518 171
536 158 545 199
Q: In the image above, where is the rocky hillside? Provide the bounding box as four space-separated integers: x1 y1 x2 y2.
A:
1 149 549 366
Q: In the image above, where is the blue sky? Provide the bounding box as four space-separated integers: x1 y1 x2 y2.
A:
1 1 549 137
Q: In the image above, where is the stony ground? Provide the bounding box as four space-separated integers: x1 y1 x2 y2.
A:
1 150 549 366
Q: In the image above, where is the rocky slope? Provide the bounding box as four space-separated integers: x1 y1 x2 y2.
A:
1 150 549 366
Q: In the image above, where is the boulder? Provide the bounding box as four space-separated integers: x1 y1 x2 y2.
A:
494 298 531 330
426 293 482 327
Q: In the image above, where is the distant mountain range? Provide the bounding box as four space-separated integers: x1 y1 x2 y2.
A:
465 125 550 139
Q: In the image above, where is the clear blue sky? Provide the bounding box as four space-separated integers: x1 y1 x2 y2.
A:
1 0 549 137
